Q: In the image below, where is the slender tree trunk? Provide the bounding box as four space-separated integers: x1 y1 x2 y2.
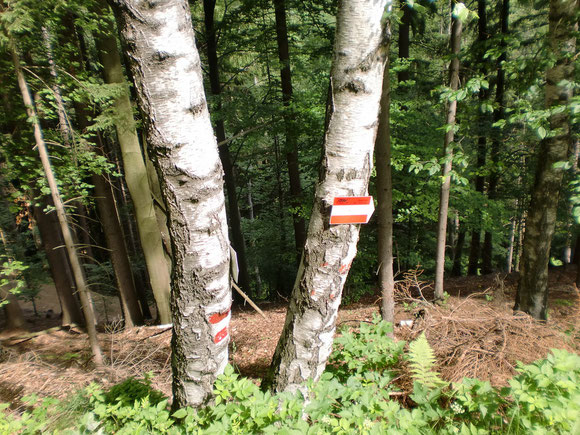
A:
434 13 462 300
265 0 389 393
110 0 232 407
398 0 411 83
247 178 263 296
10 43 103 365
562 139 578 263
202 0 252 295
93 171 143 327
482 0 509 273
451 228 466 276
33 202 84 325
273 0 307 259
375 27 395 325
515 0 576 320
506 217 515 273
467 0 489 276
94 0 172 324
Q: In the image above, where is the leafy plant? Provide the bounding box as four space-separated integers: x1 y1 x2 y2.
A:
408 332 447 389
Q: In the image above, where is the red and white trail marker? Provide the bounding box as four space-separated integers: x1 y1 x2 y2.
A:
330 196 375 225
208 307 231 344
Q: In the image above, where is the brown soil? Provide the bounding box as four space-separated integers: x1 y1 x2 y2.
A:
0 268 578 408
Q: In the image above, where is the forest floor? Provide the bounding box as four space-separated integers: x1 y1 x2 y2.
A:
0 268 578 409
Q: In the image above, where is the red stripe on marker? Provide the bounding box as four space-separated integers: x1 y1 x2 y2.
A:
214 327 228 344
209 308 231 324
333 196 372 206
330 215 368 224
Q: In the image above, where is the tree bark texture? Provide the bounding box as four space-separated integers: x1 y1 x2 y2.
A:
515 0 576 320
110 0 232 407
434 14 462 299
375 28 395 326
10 43 103 365
273 0 307 259
265 0 388 393
95 0 172 324
203 0 252 295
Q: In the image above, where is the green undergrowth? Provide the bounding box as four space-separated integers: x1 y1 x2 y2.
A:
2 317 579 434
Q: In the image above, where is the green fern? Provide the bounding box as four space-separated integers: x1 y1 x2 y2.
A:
408 333 446 388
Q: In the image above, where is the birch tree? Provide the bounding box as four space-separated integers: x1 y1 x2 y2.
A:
109 0 232 407
265 0 389 393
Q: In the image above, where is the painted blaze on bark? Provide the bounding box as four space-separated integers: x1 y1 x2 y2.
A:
110 0 232 407
265 0 389 393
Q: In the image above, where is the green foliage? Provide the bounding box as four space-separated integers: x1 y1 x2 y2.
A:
408 332 447 389
1 321 578 434
103 373 166 407
328 315 405 381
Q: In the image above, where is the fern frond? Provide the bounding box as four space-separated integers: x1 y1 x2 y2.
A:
408 333 446 388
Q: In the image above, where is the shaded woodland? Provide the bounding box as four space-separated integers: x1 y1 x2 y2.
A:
0 0 578 429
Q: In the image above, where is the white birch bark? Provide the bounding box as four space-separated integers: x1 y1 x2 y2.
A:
109 0 231 407
266 0 389 393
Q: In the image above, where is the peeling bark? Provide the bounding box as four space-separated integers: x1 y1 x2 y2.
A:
110 0 232 407
265 0 389 393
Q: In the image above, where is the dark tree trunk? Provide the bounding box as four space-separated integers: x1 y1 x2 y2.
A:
452 229 466 276
375 26 395 326
273 0 307 260
398 0 411 83
468 0 489 276
92 171 144 327
202 0 252 296
515 0 576 320
33 203 84 326
482 0 509 273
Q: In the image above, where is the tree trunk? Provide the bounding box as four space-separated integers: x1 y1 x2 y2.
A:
94 0 172 324
375 27 395 325
1 288 26 332
264 0 388 393
93 171 144 327
33 202 84 325
202 0 252 295
398 0 411 83
451 228 466 276
467 0 489 276
482 0 509 273
514 0 576 320
10 42 103 365
110 0 232 408
434 13 462 300
506 217 515 273
273 0 307 259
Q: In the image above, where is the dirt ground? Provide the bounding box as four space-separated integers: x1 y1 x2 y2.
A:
0 268 578 408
